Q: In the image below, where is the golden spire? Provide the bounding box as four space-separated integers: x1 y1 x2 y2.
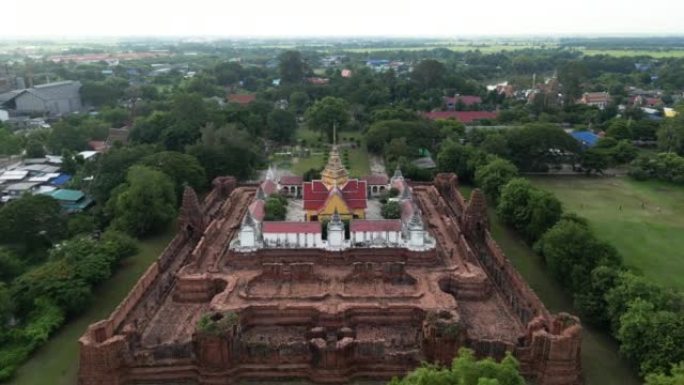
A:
320 123 349 188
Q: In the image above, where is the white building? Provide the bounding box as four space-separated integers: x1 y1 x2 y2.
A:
262 221 323 248
350 220 401 246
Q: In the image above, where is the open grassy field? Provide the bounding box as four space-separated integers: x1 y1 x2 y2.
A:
459 186 640 385
340 43 684 57
7 229 175 385
342 43 553 54
580 48 684 58
530 176 684 291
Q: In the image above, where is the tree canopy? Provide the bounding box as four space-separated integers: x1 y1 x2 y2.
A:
106 165 177 236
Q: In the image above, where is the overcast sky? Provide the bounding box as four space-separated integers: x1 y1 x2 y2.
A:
5 0 684 38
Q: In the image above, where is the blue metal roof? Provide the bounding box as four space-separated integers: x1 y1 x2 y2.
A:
49 173 72 186
571 131 599 147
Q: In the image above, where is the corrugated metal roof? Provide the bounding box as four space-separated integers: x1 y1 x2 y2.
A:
49 189 84 202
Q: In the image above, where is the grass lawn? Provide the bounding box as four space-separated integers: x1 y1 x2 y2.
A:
7 229 175 385
530 176 684 290
460 186 640 385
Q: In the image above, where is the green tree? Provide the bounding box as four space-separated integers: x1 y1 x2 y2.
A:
558 61 588 104
411 59 446 90
264 196 287 221
0 126 21 156
0 282 13 330
573 265 620 326
385 137 413 163
99 106 130 127
645 362 684 385
279 51 309 83
67 213 97 237
617 299 684 376
130 111 172 144
437 141 487 183
606 119 633 140
605 271 681 333
24 139 46 158
47 120 89 153
106 166 177 236
504 124 579 171
305 97 350 141
140 151 207 197
289 91 310 114
214 61 243 86
11 259 92 315
474 157 519 201
381 201 401 219
89 144 156 203
579 147 611 174
657 118 684 154
0 247 25 282
535 219 621 293
267 109 297 143
187 124 263 181
389 348 524 385
497 178 563 242
0 194 66 254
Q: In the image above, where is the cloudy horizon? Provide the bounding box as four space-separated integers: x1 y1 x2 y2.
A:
5 0 684 38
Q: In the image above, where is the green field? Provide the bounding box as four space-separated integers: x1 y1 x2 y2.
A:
530 176 684 290
342 43 553 54
7 229 175 385
580 48 684 58
341 43 684 58
459 186 640 385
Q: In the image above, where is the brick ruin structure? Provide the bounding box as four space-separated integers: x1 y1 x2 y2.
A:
78 173 582 385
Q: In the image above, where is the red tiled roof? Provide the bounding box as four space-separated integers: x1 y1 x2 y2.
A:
227 93 256 105
261 180 277 196
645 97 662 106
262 221 321 233
363 174 389 185
249 200 265 221
306 77 330 85
88 140 107 152
280 175 303 185
351 220 402 232
302 179 367 210
423 111 498 124
445 95 482 106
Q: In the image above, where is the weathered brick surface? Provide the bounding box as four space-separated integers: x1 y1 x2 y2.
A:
78 174 581 385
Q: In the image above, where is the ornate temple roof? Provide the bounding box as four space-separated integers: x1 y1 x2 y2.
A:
303 179 367 210
320 145 349 188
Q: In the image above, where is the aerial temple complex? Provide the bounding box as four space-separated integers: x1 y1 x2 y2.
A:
78 143 583 385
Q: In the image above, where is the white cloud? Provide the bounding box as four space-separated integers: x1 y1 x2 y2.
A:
3 0 684 38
